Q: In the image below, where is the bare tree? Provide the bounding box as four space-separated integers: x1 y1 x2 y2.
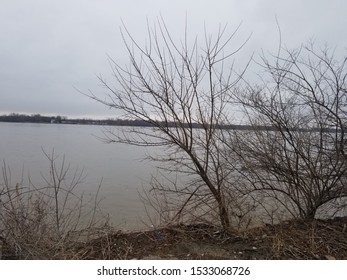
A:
230 43 347 220
88 19 249 230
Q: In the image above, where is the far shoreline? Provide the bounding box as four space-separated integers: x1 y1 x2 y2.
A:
0 113 343 132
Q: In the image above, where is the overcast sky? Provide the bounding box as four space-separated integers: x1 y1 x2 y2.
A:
1 0 346 118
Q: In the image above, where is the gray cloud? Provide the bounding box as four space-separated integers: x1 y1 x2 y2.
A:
1 0 346 118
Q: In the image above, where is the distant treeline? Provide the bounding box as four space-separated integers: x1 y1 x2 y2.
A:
0 113 153 126
0 113 59 123
0 113 340 132
0 113 258 130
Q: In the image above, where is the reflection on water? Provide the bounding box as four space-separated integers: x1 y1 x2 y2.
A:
2 123 345 230
0 122 159 229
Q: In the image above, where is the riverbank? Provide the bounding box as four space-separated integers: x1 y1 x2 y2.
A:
2 217 346 260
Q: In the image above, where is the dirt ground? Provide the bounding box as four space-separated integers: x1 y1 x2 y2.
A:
59 217 347 260
1 217 346 260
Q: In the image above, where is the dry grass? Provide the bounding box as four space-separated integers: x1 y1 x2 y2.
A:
0 151 109 259
245 217 347 259
31 218 347 260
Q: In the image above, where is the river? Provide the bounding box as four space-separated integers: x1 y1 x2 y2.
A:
2 122 346 232
0 122 160 230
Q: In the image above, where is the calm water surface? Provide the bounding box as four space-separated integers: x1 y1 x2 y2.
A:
0 122 160 229
2 122 346 230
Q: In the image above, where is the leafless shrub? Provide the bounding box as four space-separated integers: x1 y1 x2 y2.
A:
0 150 108 259
230 42 347 220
